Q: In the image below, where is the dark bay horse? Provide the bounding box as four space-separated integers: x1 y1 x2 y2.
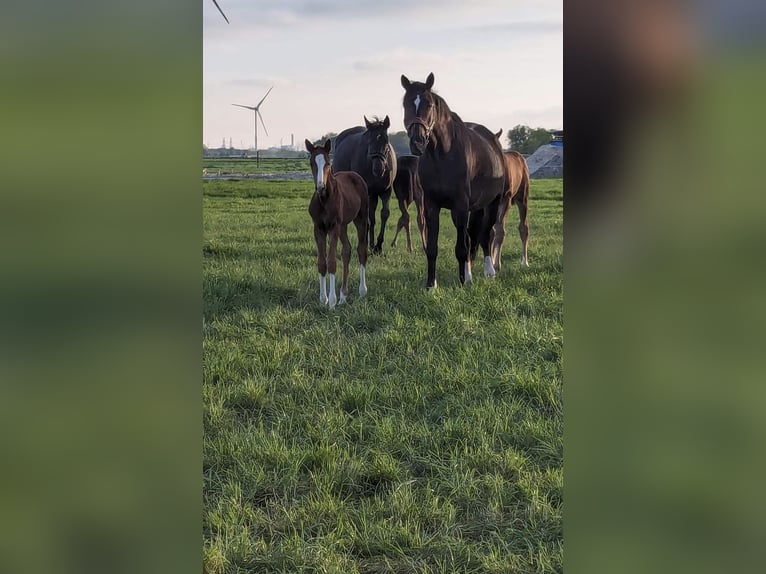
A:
401 73 508 288
390 154 426 253
305 139 369 309
332 115 397 255
465 124 530 271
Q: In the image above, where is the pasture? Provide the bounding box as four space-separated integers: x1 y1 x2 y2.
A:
203 157 309 176
203 177 563 573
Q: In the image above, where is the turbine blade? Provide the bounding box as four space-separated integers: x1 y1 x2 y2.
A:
211 0 229 24
232 104 256 110
257 109 269 137
256 86 274 109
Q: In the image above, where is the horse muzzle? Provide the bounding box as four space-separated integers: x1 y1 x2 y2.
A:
409 138 426 156
406 118 432 156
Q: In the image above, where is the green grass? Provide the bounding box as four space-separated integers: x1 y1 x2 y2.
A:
203 178 563 573
203 157 309 175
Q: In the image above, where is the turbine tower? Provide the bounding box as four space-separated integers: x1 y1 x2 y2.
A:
232 86 273 155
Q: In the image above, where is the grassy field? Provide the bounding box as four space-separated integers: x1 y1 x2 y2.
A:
203 177 563 573
203 157 309 175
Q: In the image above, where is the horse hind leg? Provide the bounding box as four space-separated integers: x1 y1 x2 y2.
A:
451 206 470 286
404 200 413 253
482 197 501 278
516 187 529 267
492 194 511 272
326 228 340 309
391 198 408 249
338 225 352 305
466 209 483 284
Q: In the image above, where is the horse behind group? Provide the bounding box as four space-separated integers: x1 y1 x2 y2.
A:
332 116 397 255
390 154 425 253
465 123 530 271
401 72 507 288
305 139 369 309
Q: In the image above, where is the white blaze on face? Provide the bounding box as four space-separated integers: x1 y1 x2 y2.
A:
315 154 326 189
414 94 421 113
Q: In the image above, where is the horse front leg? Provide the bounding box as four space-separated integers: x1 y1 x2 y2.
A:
326 226 339 309
354 212 369 297
415 192 426 254
424 199 440 290
374 189 392 254
451 203 470 286
368 193 379 255
314 225 328 305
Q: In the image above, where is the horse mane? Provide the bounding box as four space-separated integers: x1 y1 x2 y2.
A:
431 92 464 154
366 116 388 129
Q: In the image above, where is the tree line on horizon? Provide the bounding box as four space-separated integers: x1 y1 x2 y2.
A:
312 124 554 157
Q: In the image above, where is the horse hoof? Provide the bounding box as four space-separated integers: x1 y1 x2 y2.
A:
426 281 437 293
484 257 496 278
339 292 347 305
319 295 328 306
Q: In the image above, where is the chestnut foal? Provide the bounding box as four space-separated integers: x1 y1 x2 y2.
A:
306 139 369 309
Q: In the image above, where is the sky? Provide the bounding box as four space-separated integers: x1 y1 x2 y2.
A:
203 0 562 150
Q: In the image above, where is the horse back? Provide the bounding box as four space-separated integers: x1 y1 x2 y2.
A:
332 127 365 171
461 126 507 200
334 170 369 219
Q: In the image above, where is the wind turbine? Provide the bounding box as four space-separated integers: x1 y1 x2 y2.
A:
232 86 274 155
211 1 229 23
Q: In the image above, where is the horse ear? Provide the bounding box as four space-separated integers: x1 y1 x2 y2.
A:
364 115 372 129
323 139 332 152
495 129 502 139
401 74 411 90
383 115 390 129
425 72 434 90
305 139 314 152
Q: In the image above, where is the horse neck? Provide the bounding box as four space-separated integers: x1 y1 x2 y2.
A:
432 96 456 153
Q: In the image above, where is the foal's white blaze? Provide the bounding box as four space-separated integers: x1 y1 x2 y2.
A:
318 274 327 305
328 273 337 309
484 256 496 277
414 94 421 113
314 154 326 189
359 265 367 298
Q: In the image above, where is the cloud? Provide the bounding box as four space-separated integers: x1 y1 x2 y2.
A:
462 19 562 36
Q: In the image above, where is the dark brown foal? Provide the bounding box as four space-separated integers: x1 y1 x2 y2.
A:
306 139 369 309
